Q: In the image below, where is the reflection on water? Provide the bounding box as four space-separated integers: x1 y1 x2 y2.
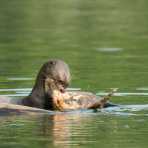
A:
0 108 148 148
0 0 148 147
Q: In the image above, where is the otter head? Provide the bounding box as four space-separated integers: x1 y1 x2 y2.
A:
41 59 71 94
23 59 70 109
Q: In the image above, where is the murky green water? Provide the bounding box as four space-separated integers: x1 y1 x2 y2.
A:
0 0 148 147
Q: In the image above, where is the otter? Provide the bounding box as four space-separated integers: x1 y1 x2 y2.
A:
19 59 71 110
0 59 116 111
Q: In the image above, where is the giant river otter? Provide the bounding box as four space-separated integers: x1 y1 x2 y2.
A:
0 59 116 112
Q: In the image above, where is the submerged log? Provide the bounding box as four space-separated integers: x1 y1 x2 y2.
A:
0 103 52 115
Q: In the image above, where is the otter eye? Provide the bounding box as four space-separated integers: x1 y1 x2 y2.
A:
57 80 68 88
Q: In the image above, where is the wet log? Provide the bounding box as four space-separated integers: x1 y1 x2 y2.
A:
0 103 52 115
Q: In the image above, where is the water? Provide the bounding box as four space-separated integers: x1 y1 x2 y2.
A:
0 0 148 147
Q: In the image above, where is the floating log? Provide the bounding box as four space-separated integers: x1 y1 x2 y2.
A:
0 103 53 115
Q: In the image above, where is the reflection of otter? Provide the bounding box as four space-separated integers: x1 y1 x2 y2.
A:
0 59 116 111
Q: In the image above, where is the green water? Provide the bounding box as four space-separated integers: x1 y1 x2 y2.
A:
0 0 148 147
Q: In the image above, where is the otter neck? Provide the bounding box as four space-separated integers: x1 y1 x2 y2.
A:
28 72 52 108
32 75 45 98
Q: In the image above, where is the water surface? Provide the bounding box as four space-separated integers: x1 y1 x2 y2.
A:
0 0 148 147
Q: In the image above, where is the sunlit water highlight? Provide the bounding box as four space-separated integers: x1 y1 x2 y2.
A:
96 47 123 52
